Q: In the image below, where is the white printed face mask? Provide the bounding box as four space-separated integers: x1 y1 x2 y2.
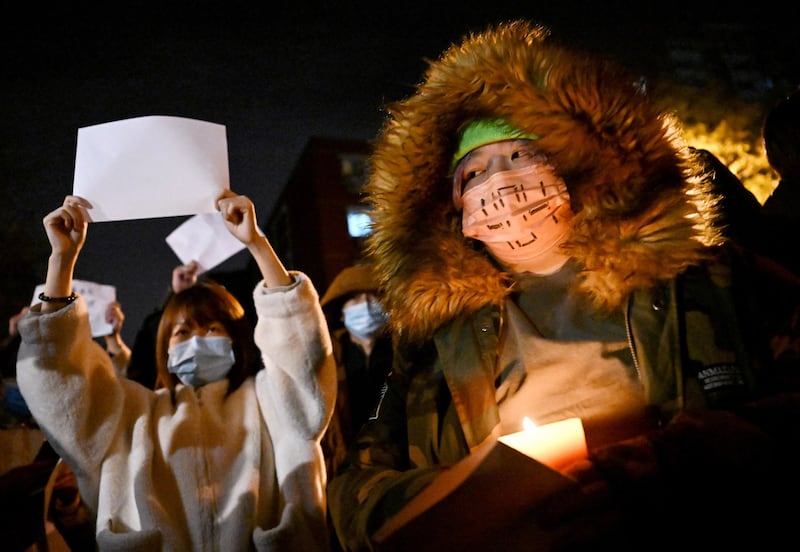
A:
461 163 573 274
167 335 235 387
343 300 388 340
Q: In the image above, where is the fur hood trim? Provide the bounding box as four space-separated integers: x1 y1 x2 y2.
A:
365 20 723 344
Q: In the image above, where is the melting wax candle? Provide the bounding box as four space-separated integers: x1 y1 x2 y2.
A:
497 417 588 472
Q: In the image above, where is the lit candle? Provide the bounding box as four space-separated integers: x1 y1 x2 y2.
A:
498 417 587 472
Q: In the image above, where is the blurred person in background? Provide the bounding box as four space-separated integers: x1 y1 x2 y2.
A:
319 262 392 479
759 88 800 276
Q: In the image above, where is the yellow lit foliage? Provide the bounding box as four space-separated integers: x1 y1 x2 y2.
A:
654 82 779 205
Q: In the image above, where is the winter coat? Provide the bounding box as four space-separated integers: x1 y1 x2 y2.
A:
327 20 800 551
17 272 337 551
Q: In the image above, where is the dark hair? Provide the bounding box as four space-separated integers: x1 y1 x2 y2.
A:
155 279 258 394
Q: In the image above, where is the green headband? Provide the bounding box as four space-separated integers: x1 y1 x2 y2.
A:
451 118 539 170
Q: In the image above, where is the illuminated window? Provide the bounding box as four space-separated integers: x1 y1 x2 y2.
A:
346 206 374 238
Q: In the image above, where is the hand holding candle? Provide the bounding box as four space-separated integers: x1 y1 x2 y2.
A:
498 417 588 472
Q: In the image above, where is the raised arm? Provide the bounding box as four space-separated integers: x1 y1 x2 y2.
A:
41 195 92 312
216 190 291 288
104 301 132 375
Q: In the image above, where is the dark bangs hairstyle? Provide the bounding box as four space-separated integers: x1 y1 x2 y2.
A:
155 279 258 394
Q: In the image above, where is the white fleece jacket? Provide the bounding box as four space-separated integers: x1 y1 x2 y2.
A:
17 272 336 551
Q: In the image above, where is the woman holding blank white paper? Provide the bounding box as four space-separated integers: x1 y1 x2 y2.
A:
17 190 336 550
328 20 800 551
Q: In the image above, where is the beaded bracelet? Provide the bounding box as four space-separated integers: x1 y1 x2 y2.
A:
38 291 77 304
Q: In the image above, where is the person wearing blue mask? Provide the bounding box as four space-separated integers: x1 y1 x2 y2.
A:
317 263 391 551
17 190 337 551
342 295 387 347
156 280 255 391
319 263 391 479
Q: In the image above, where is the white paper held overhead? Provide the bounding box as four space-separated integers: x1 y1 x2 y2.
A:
165 212 252 274
73 115 229 222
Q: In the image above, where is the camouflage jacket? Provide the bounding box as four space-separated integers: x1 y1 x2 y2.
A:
327 20 800 550
328 247 800 551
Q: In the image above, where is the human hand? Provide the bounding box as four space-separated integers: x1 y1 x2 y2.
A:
105 301 125 334
103 301 130 369
534 459 628 550
104 301 128 360
533 435 665 550
171 260 199 293
43 195 92 259
217 190 289 287
216 190 260 245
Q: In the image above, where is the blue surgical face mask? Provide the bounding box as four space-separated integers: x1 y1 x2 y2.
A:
167 335 235 387
343 300 388 340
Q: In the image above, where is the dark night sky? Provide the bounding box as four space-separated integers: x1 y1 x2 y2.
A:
1 1 797 345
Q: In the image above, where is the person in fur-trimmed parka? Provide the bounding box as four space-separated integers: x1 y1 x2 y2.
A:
327 20 800 551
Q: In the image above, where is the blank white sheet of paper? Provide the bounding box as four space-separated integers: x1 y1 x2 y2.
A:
73 115 229 222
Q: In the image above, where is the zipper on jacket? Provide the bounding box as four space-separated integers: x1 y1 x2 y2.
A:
623 295 642 384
